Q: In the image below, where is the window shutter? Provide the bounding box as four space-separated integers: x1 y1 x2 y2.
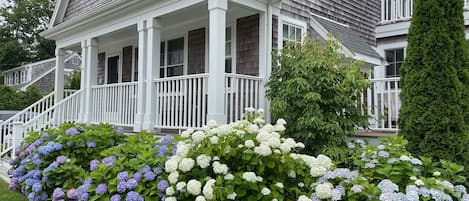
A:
236 14 259 76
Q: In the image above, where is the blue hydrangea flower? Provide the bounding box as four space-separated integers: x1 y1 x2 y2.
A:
410 158 423 165
378 151 390 158
66 127 80 136
351 185 363 193
126 179 138 190
96 183 108 195
154 145 169 157
144 171 155 181
32 183 42 193
157 180 169 192
133 172 142 182
111 194 121 201
44 162 59 172
160 135 174 145
56 156 68 164
116 127 124 133
117 171 129 181
87 141 96 148
102 156 116 166
378 180 399 193
139 165 151 173
67 188 79 199
125 191 143 201
53 188 65 199
90 160 99 171
117 181 128 193
28 192 36 201
153 167 163 175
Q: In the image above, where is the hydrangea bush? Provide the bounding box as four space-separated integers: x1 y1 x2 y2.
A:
8 124 127 201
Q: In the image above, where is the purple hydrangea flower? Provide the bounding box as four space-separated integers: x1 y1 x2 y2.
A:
79 192 89 201
117 171 129 181
125 191 144 201
56 156 68 164
53 188 65 200
28 192 36 201
12 166 25 177
157 180 169 192
133 172 142 182
160 135 174 145
111 194 121 201
19 152 25 158
66 127 80 136
144 171 155 181
102 156 116 166
126 179 138 190
87 141 96 148
117 181 128 193
139 165 151 173
67 188 79 199
96 184 108 195
32 183 42 192
90 160 99 171
8 180 17 191
116 127 124 133
154 145 169 157
45 162 59 172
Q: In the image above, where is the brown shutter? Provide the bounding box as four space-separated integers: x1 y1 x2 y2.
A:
236 14 259 76
122 46 133 82
97 52 106 85
134 47 138 81
188 28 206 74
272 15 279 51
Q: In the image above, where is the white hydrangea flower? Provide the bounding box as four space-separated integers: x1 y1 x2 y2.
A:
166 186 175 196
317 154 332 169
210 136 219 144
181 128 194 138
276 118 287 126
295 142 305 149
213 161 229 175
227 192 237 200
213 156 220 161
415 179 424 186
284 138 296 146
224 174 234 180
203 179 216 199
236 130 245 137
410 176 417 181
187 179 202 195
256 176 263 182
298 182 305 187
274 149 281 154
288 170 296 178
400 155 411 161
261 187 271 195
310 166 327 177
274 124 286 132
315 183 333 199
207 120 218 128
166 197 177 201
179 158 195 172
165 158 179 173
254 117 265 125
242 172 258 183
267 137 281 148
176 142 190 158
254 144 272 156
245 107 255 113
245 140 255 148
297 195 312 201
261 124 275 133
279 143 291 154
272 199 278 201
256 108 264 114
168 171 179 184
196 154 212 169
433 171 441 177
246 124 259 133
275 183 284 188
195 196 206 201
176 182 186 191
192 131 207 144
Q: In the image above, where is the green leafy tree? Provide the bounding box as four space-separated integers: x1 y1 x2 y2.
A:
65 69 81 90
266 38 369 157
399 0 469 167
0 0 55 71
0 85 42 110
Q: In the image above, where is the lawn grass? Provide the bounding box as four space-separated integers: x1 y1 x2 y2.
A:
0 179 27 201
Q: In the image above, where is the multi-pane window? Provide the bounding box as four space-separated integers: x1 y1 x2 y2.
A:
225 27 232 73
160 37 185 78
282 23 303 47
385 49 404 78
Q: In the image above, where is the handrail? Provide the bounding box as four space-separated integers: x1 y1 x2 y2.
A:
224 73 262 80
370 77 400 82
91 82 137 89
154 73 209 82
2 92 54 123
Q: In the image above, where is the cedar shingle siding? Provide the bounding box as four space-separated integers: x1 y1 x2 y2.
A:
281 0 380 45
122 46 133 82
63 0 115 22
188 28 206 75
98 53 106 85
236 14 259 76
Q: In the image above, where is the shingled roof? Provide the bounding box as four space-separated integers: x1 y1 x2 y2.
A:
312 16 381 59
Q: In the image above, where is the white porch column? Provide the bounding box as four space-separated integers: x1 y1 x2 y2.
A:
78 40 88 123
83 38 99 123
258 7 269 122
134 20 148 132
143 18 161 132
207 0 227 124
54 48 66 104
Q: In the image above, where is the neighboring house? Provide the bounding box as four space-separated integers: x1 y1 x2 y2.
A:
2 53 82 94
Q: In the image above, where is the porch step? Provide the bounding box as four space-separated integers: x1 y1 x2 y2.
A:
0 157 11 183
355 130 397 138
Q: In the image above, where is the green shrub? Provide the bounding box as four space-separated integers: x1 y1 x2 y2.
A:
266 38 369 157
0 85 42 110
65 69 81 90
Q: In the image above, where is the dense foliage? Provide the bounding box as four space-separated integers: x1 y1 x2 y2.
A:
65 69 81 90
0 0 55 70
0 85 42 110
266 38 369 157
8 110 469 201
399 0 469 170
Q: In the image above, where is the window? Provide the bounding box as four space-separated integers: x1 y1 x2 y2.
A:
225 27 232 73
282 23 303 47
160 37 184 78
385 49 404 78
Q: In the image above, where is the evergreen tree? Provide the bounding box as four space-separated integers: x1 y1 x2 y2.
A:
399 0 469 166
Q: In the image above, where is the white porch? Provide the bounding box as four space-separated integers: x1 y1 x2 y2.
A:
49 0 278 132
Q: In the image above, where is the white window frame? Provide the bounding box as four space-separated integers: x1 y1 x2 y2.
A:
160 36 186 78
384 48 405 78
279 16 307 48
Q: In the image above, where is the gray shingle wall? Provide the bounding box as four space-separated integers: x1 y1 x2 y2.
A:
281 0 380 45
63 0 115 22
30 70 55 94
31 60 55 81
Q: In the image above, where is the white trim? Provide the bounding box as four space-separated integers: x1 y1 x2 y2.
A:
230 0 267 12
279 15 307 42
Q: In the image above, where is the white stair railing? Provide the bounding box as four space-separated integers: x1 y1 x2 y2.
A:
154 74 208 129
365 77 401 131
90 82 138 127
225 73 262 123
0 90 76 157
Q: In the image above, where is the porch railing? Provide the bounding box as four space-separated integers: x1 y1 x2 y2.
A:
365 77 401 131
154 74 208 129
225 73 262 123
381 0 469 23
0 90 76 157
90 82 138 127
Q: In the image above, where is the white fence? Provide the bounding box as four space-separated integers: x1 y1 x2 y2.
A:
0 90 76 157
90 82 138 127
381 0 469 23
365 77 401 131
154 74 208 129
225 73 262 123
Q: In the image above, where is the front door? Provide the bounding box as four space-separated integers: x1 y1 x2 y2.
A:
107 56 119 84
